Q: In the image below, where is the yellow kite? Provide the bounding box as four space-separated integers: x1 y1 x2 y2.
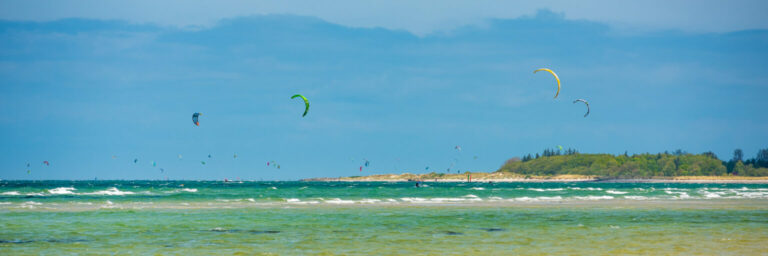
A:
534 68 561 99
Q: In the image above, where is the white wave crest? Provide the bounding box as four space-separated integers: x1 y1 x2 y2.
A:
84 187 135 196
529 188 564 192
573 196 614 200
48 187 76 195
513 196 563 202
570 187 603 191
470 187 485 190
1 191 20 196
606 190 628 195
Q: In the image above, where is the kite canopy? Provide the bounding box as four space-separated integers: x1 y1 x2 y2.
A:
558 145 564 151
192 112 202 126
534 68 561 98
291 94 310 117
573 99 590 117
43 161 49 166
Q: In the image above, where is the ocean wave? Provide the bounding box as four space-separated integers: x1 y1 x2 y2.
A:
512 196 563 202
529 188 565 192
624 196 649 200
734 192 768 198
1 191 20 196
84 187 135 196
400 197 428 202
470 187 485 190
323 198 356 204
606 190 628 195
570 187 603 191
48 187 76 195
573 196 614 200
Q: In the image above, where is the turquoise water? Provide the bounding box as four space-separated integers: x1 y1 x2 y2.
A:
2 181 768 255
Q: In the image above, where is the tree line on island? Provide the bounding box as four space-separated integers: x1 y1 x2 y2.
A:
499 147 768 178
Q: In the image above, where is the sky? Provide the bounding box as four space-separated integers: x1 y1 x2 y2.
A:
1 1 767 180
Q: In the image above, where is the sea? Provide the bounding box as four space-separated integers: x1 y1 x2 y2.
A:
1 180 767 255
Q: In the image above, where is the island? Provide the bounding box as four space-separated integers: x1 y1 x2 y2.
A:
304 148 768 183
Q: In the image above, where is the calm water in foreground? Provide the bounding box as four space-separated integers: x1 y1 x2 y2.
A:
1 181 767 255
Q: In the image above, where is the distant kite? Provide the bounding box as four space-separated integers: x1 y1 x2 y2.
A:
573 99 590 117
291 94 310 117
534 68 561 99
192 112 202 126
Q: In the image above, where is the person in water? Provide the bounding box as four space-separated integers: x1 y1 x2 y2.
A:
415 182 420 187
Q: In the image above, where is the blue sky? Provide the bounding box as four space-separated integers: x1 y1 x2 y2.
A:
1 3 767 180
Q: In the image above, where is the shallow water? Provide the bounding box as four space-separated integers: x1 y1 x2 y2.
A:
1 181 767 255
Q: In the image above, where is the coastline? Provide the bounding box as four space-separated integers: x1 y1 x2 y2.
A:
302 174 768 184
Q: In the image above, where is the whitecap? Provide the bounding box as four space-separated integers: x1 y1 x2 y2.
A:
470 187 485 190
570 187 603 191
359 199 382 204
1 191 20 196
573 195 614 200
529 188 564 192
606 190 628 195
48 187 76 195
180 188 197 193
269 187 277 190
84 187 135 196
512 196 562 202
400 197 428 202
324 198 355 204
429 198 466 202
624 196 649 200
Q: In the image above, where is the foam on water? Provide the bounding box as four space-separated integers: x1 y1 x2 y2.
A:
529 188 565 192
48 187 76 195
84 187 135 196
606 190 628 195
573 196 614 200
1 191 20 195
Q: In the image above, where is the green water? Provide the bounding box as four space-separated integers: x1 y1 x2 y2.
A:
1 181 767 255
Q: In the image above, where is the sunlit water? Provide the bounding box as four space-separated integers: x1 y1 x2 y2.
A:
1 181 767 255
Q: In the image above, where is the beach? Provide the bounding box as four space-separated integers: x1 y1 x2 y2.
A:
2 180 768 255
